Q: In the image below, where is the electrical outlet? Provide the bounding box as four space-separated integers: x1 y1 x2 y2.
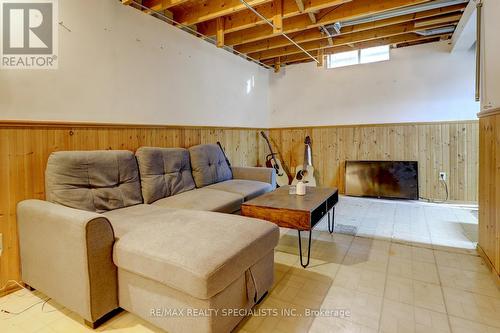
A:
439 172 447 181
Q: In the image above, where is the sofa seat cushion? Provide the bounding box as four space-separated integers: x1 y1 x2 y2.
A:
103 204 178 238
113 210 279 300
152 188 243 213
206 179 273 201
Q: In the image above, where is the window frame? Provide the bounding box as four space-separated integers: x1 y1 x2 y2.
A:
326 45 390 69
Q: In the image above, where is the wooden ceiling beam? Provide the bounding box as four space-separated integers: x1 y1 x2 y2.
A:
413 12 462 27
224 0 432 46
197 0 351 36
273 0 283 33
250 20 457 60
274 57 282 72
174 0 272 26
235 7 464 54
308 12 317 23
142 0 190 12
216 17 225 47
294 0 305 12
317 48 324 67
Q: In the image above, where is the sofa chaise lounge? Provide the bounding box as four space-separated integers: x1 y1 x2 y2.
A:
17 144 279 333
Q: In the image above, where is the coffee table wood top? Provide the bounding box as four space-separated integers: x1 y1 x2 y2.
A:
241 186 338 231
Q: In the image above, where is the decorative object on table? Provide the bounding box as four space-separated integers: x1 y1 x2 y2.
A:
260 131 290 187
288 185 297 195
292 136 317 186
296 181 306 195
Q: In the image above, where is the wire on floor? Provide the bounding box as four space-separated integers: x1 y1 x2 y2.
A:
0 280 52 316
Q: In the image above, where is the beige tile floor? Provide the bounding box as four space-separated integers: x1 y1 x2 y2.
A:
1 196 498 333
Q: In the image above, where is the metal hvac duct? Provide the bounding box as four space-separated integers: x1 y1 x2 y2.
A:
415 25 457 36
325 0 468 35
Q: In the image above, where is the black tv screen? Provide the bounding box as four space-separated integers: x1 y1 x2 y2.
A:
345 161 419 200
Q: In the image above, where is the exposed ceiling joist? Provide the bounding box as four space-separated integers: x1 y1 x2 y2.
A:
294 0 305 12
197 0 351 36
273 0 283 33
265 32 451 65
234 7 464 54
175 0 272 26
216 17 225 47
317 48 324 66
142 0 189 12
308 12 317 23
251 20 458 60
224 0 432 46
122 0 470 70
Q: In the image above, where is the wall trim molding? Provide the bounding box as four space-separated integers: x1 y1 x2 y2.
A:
0 120 265 130
267 120 478 130
0 119 479 129
478 107 500 118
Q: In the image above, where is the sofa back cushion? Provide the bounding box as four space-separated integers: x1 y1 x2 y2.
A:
45 150 143 213
135 147 195 204
188 144 232 188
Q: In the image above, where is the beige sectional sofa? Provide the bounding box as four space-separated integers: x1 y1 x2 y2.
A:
17 144 279 333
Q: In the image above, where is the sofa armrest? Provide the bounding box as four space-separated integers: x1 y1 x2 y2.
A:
232 166 276 189
17 200 118 323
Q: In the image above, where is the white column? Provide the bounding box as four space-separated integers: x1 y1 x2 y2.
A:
480 0 500 111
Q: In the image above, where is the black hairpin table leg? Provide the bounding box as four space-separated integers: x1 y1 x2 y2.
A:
298 229 312 268
328 207 335 234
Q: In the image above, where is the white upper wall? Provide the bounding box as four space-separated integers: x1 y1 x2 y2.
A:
0 1 481 128
269 41 479 127
0 0 270 128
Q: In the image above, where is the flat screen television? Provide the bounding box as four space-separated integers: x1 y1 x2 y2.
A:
345 161 419 200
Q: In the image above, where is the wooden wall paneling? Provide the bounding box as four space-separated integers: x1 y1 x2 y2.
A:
479 117 492 265
468 122 478 203
257 130 267 167
450 123 460 201
0 124 267 290
478 114 499 278
469 122 478 203
494 115 500 274
269 121 478 202
0 130 13 293
491 116 498 273
441 123 451 200
0 120 481 291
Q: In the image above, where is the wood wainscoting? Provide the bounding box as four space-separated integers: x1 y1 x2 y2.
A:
0 120 479 292
0 122 268 292
269 121 478 203
478 109 500 280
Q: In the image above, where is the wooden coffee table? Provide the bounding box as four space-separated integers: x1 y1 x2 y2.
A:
241 186 339 268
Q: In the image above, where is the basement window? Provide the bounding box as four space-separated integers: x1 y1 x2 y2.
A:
326 45 390 69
